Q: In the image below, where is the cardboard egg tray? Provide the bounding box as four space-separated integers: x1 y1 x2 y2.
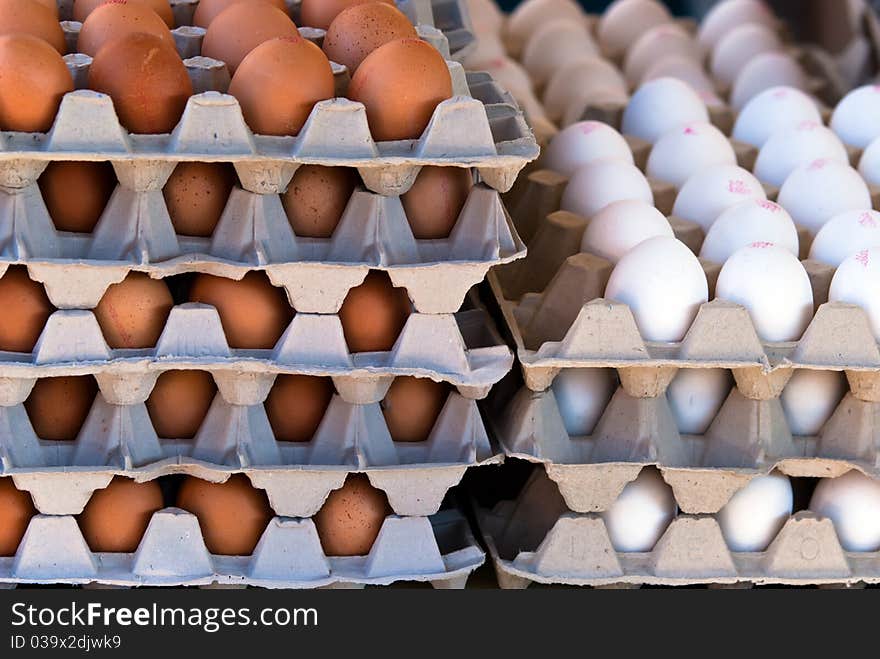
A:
0 507 482 588
476 469 874 587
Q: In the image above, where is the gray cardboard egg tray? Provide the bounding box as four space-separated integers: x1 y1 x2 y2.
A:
0 507 482 588
475 469 875 587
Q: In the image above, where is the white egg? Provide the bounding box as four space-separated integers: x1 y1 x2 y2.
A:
460 36 507 69
857 134 880 186
718 473 793 552
672 164 766 231
730 52 808 112
521 19 597 87
551 368 618 436
478 57 534 99
561 161 652 218
543 56 628 124
581 199 673 263
831 85 880 149
641 54 717 95
605 236 708 342
754 121 849 187
715 243 813 341
829 246 880 340
602 468 677 552
465 0 504 37
697 0 777 51
562 87 632 128
544 121 633 178
623 23 700 87
809 210 880 267
666 368 732 434
732 86 822 148
710 23 781 88
505 0 583 57
621 77 709 144
776 159 871 235
781 369 847 436
647 122 737 188
700 199 798 263
811 471 880 552
596 0 671 59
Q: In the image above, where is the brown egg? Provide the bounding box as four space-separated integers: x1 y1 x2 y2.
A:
188 272 293 349
0 35 73 132
0 0 66 54
32 0 59 18
176 475 272 555
323 3 416 73
193 0 288 28
163 162 237 237
39 161 117 233
300 0 393 30
0 479 36 556
94 272 173 349
79 477 164 552
201 3 298 75
382 376 449 441
313 474 390 556
264 375 334 441
77 1 175 56
25 375 98 440
0 266 55 353
88 33 192 134
349 39 453 141
73 0 174 27
229 37 334 136
146 370 216 438
281 165 357 238
338 270 410 352
401 166 472 239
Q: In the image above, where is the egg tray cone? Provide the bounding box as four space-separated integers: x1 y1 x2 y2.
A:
0 507 481 588
474 468 875 588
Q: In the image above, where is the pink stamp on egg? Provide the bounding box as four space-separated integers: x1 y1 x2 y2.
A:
728 179 750 194
758 199 780 212
750 241 774 249
797 120 819 131
859 212 877 228
683 125 698 135
856 249 870 267
808 158 828 171
580 122 600 135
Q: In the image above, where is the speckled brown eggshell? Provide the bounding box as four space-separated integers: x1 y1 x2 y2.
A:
77 1 175 56
25 375 98 440
192 0 288 27
401 166 472 238
74 0 173 27
348 38 453 142
188 272 293 349
382 376 450 441
323 3 416 74
146 370 217 438
0 266 54 353
300 0 393 30
176 475 273 555
39 161 117 233
281 165 357 237
94 272 173 349
164 162 237 237
313 474 391 556
0 34 73 132
201 3 298 75
0 479 36 556
0 0 66 53
264 374 334 441
338 270 410 352
79 477 164 552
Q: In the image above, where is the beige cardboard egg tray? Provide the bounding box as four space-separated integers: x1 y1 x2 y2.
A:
0 507 482 588
476 469 873 587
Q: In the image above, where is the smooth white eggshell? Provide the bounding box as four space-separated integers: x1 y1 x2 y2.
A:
647 122 737 188
551 368 617 436
460 35 507 69
543 56 628 123
602 468 677 552
781 369 847 436
730 52 808 112
831 85 880 149
596 0 671 59
732 86 822 148
811 471 880 552
710 23 781 87
715 243 813 342
581 199 673 262
754 121 848 187
776 159 871 235
623 23 700 86
543 121 633 177
641 54 716 94
829 246 880 340
666 368 732 434
621 77 709 144
465 0 504 37
697 0 777 51
561 160 652 218
672 164 766 230
605 236 708 342
700 198 798 263
505 0 583 57
718 473 793 552
809 209 880 267
522 19 597 87
857 134 880 186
